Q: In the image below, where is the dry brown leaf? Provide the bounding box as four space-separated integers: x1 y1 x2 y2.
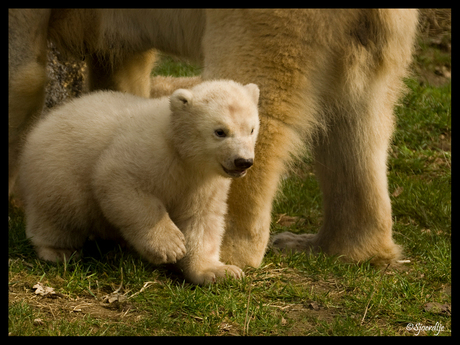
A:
102 292 128 304
33 282 56 297
33 318 44 325
391 186 404 198
308 301 321 311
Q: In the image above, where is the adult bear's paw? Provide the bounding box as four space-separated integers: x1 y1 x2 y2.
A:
271 232 317 253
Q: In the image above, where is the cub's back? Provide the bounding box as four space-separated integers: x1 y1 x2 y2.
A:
19 91 170 204
22 91 168 164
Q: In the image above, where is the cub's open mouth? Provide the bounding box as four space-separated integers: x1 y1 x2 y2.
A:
222 165 247 178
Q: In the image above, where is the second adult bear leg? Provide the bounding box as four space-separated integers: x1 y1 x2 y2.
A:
271 9 417 265
273 87 402 265
8 9 50 197
86 49 156 98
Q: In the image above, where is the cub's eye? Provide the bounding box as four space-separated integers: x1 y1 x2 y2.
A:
251 128 254 135
214 129 227 138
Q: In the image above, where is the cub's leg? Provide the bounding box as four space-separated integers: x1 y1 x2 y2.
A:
92 164 186 265
25 206 87 262
175 196 244 284
96 192 187 265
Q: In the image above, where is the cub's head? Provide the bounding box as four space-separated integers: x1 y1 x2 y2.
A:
170 80 260 178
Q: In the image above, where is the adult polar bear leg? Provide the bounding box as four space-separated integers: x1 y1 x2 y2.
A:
202 9 322 268
273 92 400 264
86 49 157 98
220 131 288 268
8 9 50 196
272 9 419 265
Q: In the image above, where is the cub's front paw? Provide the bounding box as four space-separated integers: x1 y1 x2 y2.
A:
140 228 187 265
186 264 244 285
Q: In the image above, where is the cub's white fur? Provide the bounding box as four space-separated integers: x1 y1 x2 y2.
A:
19 80 260 284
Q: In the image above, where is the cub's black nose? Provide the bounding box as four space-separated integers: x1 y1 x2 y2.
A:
234 158 253 169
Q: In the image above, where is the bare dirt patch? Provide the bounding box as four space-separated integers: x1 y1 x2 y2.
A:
8 271 146 334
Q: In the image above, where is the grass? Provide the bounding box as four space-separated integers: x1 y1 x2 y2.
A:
152 54 203 77
9 12 450 336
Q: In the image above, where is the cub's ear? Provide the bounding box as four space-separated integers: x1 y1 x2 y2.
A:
170 89 193 112
244 83 260 105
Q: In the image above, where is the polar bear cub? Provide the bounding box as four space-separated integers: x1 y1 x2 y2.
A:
19 80 260 284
